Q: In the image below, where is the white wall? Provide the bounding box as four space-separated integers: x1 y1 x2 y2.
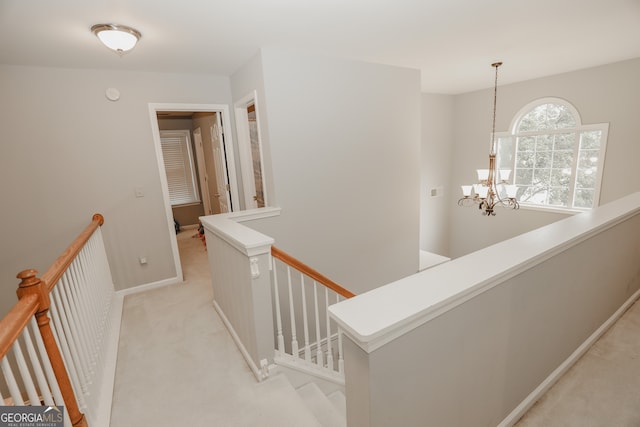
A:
232 49 421 294
448 57 640 257
420 93 454 256
0 65 232 317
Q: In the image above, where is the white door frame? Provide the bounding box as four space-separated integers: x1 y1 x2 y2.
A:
234 91 268 209
149 103 240 282
192 127 213 215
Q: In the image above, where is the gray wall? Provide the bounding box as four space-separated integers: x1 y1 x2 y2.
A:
344 204 640 427
420 93 454 256
0 64 231 317
232 49 422 294
448 57 640 257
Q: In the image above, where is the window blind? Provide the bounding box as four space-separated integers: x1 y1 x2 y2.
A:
160 130 200 206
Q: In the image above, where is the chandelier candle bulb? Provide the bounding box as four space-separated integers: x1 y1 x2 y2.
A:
477 169 490 181
506 185 518 199
461 185 473 197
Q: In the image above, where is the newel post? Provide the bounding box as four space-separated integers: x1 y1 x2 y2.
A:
17 269 88 427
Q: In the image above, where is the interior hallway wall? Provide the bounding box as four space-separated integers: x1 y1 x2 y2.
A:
0 64 232 317
232 49 421 294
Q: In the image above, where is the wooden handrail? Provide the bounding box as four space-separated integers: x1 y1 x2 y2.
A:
41 213 104 292
271 246 356 299
5 213 103 427
0 294 38 359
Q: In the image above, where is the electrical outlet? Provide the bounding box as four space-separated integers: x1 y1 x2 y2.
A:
430 186 444 198
139 257 147 265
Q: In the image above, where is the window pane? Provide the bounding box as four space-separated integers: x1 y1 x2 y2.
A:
517 152 535 168
552 150 573 169
516 103 576 132
574 189 595 208
515 168 533 185
548 187 569 207
576 168 596 189
578 150 599 169
550 168 571 187
523 187 548 204
554 133 575 150
580 131 602 149
535 134 554 151
535 152 551 169
517 136 535 152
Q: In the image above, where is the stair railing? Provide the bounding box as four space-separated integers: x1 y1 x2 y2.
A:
0 214 117 427
271 246 355 382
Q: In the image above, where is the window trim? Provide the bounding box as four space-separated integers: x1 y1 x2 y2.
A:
499 98 609 212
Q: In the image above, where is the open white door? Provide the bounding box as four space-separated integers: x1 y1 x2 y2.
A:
235 91 268 209
212 113 231 213
192 127 213 215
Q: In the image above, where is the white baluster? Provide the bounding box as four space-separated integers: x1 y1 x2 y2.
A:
286 266 298 357
30 318 78 413
300 274 311 362
12 337 41 405
272 258 285 354
22 326 55 406
51 286 89 395
1 356 25 405
59 273 88 380
72 256 99 361
67 264 96 371
313 281 323 368
325 288 333 370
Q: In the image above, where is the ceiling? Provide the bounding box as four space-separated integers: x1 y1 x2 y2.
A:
1 0 639 94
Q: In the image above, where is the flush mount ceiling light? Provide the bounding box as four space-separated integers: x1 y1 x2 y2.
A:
91 24 141 54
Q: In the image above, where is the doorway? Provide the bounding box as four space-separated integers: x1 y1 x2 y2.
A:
235 91 268 209
149 103 239 282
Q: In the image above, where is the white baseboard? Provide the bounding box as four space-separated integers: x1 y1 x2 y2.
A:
89 291 124 427
499 287 640 426
116 276 182 297
212 299 265 382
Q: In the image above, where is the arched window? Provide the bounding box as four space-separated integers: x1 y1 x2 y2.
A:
497 98 608 211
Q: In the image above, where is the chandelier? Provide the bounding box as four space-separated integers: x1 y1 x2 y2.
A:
458 61 519 216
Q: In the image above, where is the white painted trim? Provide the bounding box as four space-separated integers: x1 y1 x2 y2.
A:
90 292 123 427
213 300 266 382
116 276 182 297
200 207 280 257
234 91 269 209
330 192 640 353
498 286 640 426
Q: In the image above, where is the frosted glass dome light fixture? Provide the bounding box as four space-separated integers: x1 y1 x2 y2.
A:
91 24 141 54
